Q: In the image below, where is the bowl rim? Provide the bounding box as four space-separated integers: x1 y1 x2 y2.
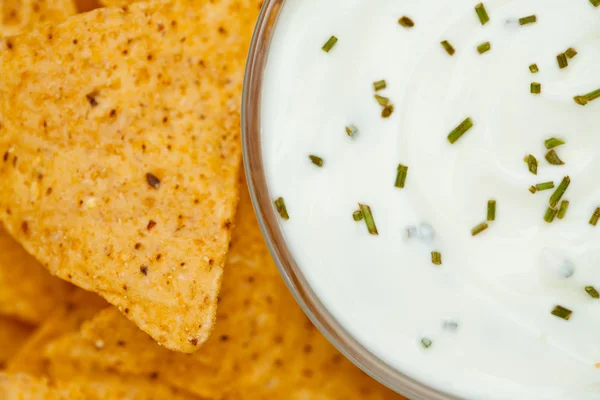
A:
241 2 456 399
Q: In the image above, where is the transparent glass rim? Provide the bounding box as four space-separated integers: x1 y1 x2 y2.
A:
241 1 456 399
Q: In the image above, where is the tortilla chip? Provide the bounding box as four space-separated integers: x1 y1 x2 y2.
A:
7 289 107 375
0 373 84 399
44 189 403 399
0 0 76 37
0 0 246 352
0 317 33 368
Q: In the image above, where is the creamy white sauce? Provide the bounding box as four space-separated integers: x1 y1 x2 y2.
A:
260 1 600 398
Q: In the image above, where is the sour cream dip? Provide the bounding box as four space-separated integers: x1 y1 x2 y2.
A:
260 0 600 398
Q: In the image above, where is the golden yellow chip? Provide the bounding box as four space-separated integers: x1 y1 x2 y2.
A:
0 227 74 325
0 373 84 400
44 189 403 399
0 317 33 368
0 0 247 352
0 0 76 37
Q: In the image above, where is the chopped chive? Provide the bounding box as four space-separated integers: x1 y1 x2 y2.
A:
352 210 364 221
477 41 491 54
308 155 324 167
431 251 442 265
549 176 570 208
591 0 600 7
529 63 539 73
274 197 289 220
536 181 555 191
529 185 537 194
524 154 538 175
381 104 394 118
440 40 455 56
395 164 409 188
544 138 565 150
322 36 338 52
585 286 599 299
487 200 496 221
398 16 415 28
358 203 378 235
551 305 572 320
345 124 358 137
374 94 389 106
519 15 537 25
557 200 569 219
531 82 541 94
565 47 577 59
475 3 490 25
590 207 600 226
373 80 387 91
471 222 489 236
557 53 568 69
544 207 558 223
573 88 600 106
574 95 588 106
545 149 565 165
447 117 474 144
421 338 432 348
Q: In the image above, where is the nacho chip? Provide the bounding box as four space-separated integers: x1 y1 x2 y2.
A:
0 0 246 352
0 227 74 325
0 373 84 400
0 0 76 37
7 289 106 375
44 189 403 399
0 317 33 368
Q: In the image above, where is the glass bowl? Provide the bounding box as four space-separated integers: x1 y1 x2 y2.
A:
242 1 455 399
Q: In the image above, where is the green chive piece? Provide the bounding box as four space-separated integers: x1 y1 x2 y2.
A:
544 207 558 223
536 181 555 191
359 203 378 235
373 80 387 91
549 176 570 208
309 155 324 167
591 0 600 7
573 88 600 106
431 251 442 265
551 305 572 320
274 197 289 220
565 47 578 59
395 164 409 189
353 210 364 221
544 138 565 150
477 41 491 54
590 207 600 226
345 125 358 137
374 94 389 106
487 200 496 221
529 186 537 194
531 82 541 94
557 53 568 69
545 149 565 165
441 40 455 56
529 64 539 73
322 36 338 52
421 338 432 348
475 3 490 25
557 200 569 219
525 154 538 175
398 16 415 28
585 286 600 299
381 104 394 118
471 222 489 236
519 15 537 25
447 117 474 144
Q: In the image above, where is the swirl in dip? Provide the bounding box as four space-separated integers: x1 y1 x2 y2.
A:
261 0 600 398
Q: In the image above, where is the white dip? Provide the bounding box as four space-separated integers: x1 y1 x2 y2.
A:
260 0 600 398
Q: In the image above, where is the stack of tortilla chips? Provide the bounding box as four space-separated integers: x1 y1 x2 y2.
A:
0 0 404 398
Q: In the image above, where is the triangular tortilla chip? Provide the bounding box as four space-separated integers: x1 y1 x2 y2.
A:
0 317 33 368
43 189 403 399
0 227 74 325
0 373 84 400
0 0 245 352
0 0 76 37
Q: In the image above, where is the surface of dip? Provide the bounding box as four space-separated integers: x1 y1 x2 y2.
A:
261 0 600 398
